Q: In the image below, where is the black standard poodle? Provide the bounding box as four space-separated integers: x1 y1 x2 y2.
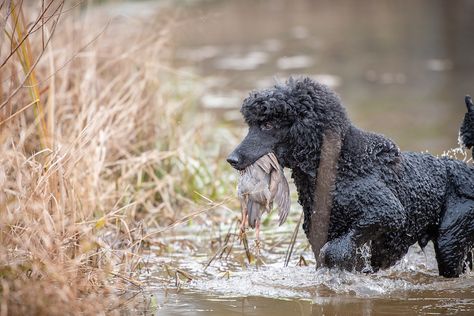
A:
227 77 474 278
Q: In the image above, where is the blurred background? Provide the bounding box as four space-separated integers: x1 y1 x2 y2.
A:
169 0 474 153
2 0 474 314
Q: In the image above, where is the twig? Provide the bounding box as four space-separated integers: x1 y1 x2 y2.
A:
0 97 38 126
0 0 63 110
204 219 237 270
0 0 57 68
136 197 234 244
109 272 143 288
284 210 303 267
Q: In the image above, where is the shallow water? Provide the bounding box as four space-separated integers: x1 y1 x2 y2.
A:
137 217 474 315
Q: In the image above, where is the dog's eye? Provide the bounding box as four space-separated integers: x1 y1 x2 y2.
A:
261 122 273 131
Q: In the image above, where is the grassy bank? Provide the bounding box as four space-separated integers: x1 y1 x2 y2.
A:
0 1 236 314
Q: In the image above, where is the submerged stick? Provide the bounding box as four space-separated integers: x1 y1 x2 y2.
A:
241 230 252 263
284 210 303 267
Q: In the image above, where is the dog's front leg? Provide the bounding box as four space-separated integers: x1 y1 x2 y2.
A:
318 230 357 270
318 182 407 272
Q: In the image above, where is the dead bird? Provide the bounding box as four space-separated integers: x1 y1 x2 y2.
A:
237 152 290 240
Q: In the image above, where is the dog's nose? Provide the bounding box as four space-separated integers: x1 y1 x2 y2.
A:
226 153 240 167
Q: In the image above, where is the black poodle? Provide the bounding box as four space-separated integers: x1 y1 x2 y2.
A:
227 77 474 277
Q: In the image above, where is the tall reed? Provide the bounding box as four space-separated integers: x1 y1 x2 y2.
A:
0 1 234 314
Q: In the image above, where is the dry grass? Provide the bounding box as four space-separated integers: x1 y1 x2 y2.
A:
0 1 235 314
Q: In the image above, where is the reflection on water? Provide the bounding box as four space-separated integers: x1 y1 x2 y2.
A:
173 0 474 154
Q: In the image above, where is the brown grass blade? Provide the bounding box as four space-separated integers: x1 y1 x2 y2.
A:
284 210 303 267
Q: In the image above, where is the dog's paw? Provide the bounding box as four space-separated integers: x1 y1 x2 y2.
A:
318 234 356 271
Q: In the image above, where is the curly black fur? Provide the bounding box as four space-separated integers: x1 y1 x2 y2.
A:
228 77 474 277
460 95 474 156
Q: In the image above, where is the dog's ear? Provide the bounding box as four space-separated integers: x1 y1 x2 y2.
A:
289 117 322 177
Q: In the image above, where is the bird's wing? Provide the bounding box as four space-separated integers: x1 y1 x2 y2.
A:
269 168 280 201
256 154 273 173
268 152 281 170
275 170 291 226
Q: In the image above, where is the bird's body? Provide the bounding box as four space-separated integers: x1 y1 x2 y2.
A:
237 153 290 238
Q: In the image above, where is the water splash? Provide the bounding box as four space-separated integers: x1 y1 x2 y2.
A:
186 242 472 300
441 134 472 163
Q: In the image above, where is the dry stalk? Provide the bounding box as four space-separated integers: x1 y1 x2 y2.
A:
0 1 233 314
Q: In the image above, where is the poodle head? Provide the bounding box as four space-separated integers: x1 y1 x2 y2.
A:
227 77 350 175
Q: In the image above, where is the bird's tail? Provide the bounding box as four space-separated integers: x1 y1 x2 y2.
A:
460 95 474 156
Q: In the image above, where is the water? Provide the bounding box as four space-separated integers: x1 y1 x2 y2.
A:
173 0 474 154
95 0 474 314
136 219 474 315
